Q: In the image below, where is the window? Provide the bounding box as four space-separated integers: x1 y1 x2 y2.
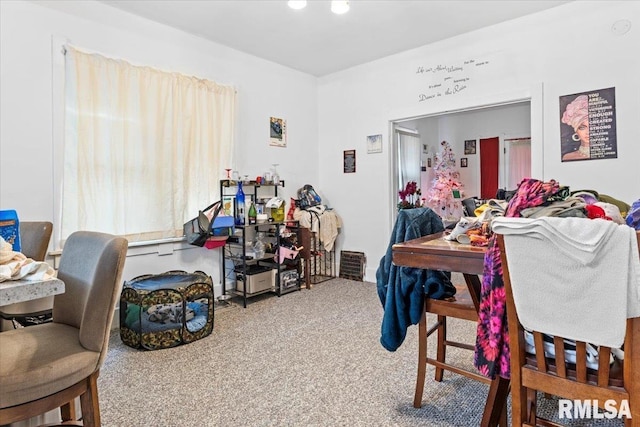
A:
62 46 235 245
396 128 421 190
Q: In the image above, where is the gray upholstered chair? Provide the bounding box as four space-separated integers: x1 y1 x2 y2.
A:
0 221 54 331
0 231 128 426
19 221 54 261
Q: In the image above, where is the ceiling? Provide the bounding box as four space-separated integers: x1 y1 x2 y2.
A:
99 0 571 77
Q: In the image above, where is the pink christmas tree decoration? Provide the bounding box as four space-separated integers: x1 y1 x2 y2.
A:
427 140 464 220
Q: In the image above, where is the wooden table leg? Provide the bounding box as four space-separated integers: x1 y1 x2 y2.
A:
481 376 510 427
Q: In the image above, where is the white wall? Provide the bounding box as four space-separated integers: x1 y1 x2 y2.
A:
318 1 640 280
0 0 318 292
2 1 639 287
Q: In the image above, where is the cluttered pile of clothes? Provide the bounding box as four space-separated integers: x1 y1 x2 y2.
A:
473 178 639 380
446 184 637 248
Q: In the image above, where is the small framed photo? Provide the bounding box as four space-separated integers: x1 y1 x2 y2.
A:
269 117 287 147
460 157 468 168
367 134 382 154
464 139 476 155
222 195 235 217
427 157 432 168
343 150 356 173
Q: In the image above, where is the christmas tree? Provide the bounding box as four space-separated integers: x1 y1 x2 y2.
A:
427 140 464 220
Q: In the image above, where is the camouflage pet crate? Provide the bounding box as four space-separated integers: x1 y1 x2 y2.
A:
120 270 214 350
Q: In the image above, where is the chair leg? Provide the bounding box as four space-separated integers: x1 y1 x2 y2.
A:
509 380 528 427
481 377 510 427
434 314 446 382
526 389 537 425
413 309 428 408
60 399 76 421
498 402 508 427
79 372 101 427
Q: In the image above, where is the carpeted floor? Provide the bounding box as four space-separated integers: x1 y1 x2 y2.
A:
98 277 625 426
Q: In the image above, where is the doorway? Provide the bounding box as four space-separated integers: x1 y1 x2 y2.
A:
391 100 532 222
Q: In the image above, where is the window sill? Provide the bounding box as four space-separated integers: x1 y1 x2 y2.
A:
48 236 192 268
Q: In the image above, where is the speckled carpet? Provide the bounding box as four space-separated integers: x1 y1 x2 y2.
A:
97 277 624 427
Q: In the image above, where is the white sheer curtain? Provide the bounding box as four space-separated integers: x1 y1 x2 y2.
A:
397 130 421 189
506 138 531 189
63 46 235 244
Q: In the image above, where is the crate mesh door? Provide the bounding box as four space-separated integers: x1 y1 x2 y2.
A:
339 251 366 281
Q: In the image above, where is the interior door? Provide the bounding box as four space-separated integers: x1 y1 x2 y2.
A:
480 137 499 199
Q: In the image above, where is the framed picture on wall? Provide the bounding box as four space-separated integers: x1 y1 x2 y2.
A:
464 139 476 155
427 157 432 168
222 195 235 217
460 157 468 167
367 134 382 154
269 117 287 147
343 150 356 173
559 87 617 162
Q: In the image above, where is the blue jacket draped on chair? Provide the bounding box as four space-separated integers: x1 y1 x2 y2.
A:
376 207 455 352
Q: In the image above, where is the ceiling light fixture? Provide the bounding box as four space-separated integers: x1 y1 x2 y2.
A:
287 0 350 15
330 0 350 15
287 1 307 10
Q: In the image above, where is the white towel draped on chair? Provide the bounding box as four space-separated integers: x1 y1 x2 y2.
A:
492 216 640 349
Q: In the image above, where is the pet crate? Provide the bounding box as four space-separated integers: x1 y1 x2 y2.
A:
120 270 214 350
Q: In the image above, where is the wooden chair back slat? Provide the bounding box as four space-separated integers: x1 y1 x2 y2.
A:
552 336 566 378
575 342 587 382
597 347 611 387
533 331 547 372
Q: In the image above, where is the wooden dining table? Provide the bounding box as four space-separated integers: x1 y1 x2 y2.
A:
392 231 510 427
0 277 64 306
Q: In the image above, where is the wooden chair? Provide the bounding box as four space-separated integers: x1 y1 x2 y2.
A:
0 231 128 426
392 227 508 426
414 276 494 406
497 230 640 427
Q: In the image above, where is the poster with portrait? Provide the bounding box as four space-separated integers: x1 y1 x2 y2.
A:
559 87 617 162
269 117 287 147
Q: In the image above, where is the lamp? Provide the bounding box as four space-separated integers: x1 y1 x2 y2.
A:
330 0 350 15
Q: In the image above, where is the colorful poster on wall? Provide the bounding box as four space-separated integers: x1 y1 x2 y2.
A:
269 117 287 147
559 87 617 162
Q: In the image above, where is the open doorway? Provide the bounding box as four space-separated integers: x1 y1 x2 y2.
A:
391 100 532 221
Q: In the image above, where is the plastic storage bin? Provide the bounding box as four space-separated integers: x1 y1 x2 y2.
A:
235 265 274 294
